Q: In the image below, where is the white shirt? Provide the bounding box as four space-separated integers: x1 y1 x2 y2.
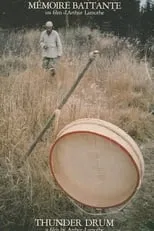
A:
40 30 62 58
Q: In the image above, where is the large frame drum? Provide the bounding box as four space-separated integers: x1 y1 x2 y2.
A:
50 118 144 209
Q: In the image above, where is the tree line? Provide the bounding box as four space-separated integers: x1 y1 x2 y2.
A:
0 0 154 42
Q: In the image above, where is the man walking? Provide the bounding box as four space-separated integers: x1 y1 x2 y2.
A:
40 21 62 76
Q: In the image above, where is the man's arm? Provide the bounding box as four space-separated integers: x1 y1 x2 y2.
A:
40 32 46 49
56 32 62 57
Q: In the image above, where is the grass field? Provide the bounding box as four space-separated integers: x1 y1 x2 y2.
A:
0 27 154 231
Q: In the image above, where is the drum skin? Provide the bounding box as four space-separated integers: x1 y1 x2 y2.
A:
50 118 144 209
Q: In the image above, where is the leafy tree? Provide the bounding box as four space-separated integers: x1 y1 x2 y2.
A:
140 0 154 42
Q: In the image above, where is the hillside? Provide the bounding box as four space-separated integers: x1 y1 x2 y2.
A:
0 28 154 231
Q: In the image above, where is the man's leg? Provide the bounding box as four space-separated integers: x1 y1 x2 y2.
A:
42 57 50 70
48 58 58 76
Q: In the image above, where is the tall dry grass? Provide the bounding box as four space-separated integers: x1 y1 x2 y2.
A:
0 27 154 230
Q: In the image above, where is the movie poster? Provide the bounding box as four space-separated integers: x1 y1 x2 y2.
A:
0 1 154 231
